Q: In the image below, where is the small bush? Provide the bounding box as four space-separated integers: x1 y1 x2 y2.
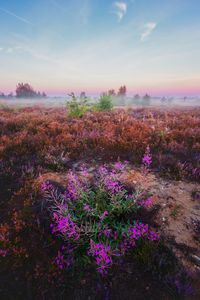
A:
66 93 90 118
97 95 113 111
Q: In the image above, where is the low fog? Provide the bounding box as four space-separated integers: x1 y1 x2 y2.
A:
0 95 200 108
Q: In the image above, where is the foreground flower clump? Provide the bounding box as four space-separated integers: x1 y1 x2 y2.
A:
42 162 159 275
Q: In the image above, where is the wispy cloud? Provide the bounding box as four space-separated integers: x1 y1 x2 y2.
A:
0 7 34 26
0 45 24 55
114 2 127 21
13 43 61 64
141 22 157 41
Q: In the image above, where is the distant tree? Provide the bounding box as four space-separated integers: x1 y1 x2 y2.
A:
134 94 140 100
142 94 151 106
0 92 5 98
7 92 14 98
80 91 86 99
133 94 141 105
16 83 46 98
42 92 47 97
117 85 127 97
108 89 116 96
116 86 127 106
16 83 37 98
143 93 151 100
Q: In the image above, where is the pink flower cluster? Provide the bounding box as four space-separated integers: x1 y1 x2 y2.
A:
128 223 149 240
88 240 112 275
120 222 160 254
120 237 136 254
148 230 160 241
113 161 128 171
98 166 124 195
51 213 80 240
104 177 124 194
54 245 75 270
100 211 109 221
54 250 67 270
41 181 54 192
142 146 152 168
98 166 109 177
83 204 92 213
64 171 82 201
128 222 160 242
64 171 89 201
139 197 154 208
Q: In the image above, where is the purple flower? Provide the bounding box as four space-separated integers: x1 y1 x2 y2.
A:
128 223 149 240
98 166 109 177
54 246 75 270
103 226 112 238
139 197 154 208
120 237 136 254
142 146 152 168
64 171 88 201
83 204 92 212
113 161 128 172
148 230 160 241
41 181 54 192
54 250 66 270
52 213 80 240
100 211 109 221
142 155 152 166
104 178 124 194
88 240 113 275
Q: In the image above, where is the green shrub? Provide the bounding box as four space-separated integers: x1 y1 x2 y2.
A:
66 93 90 118
97 95 113 111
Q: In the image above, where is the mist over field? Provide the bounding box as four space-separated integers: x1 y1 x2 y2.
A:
1 95 200 108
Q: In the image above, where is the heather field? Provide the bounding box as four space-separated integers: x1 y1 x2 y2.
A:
0 106 200 299
1 0 200 299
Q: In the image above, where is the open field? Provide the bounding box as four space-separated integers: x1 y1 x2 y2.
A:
0 106 200 299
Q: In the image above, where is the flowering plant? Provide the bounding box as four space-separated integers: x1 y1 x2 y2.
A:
42 162 160 275
142 145 152 175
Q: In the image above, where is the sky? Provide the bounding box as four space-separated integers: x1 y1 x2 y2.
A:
0 0 200 96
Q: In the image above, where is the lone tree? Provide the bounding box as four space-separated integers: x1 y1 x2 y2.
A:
16 83 36 98
134 94 140 100
108 89 116 96
117 85 127 97
80 91 86 99
142 93 151 106
42 92 47 97
16 83 47 98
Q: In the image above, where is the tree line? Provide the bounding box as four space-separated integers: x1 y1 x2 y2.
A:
0 83 47 99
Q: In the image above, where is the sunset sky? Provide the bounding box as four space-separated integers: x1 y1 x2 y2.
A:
0 0 200 96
